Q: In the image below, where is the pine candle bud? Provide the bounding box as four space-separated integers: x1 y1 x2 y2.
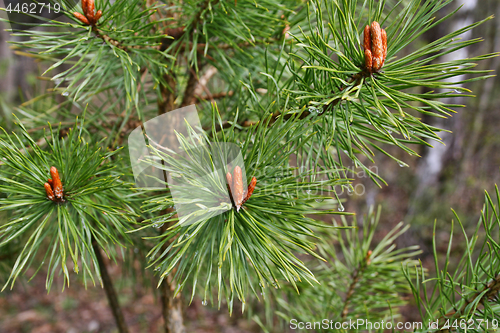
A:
73 12 90 25
366 249 373 265
232 166 245 211
226 169 257 211
226 171 234 200
364 48 373 72
82 0 88 16
94 10 102 22
381 29 387 66
363 25 372 72
226 172 233 188
242 177 257 205
370 22 384 71
44 183 55 201
363 22 388 72
87 0 95 23
74 0 101 26
50 166 64 199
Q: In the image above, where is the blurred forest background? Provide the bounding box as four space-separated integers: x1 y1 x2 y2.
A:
0 0 499 332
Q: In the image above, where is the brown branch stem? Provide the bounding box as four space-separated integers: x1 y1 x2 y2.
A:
92 27 131 52
156 57 186 333
341 269 362 320
341 250 372 320
154 65 186 333
205 72 367 133
196 90 233 101
181 65 201 107
159 220 186 333
91 237 129 333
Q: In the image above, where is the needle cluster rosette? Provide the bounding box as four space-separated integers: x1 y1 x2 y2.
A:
363 21 387 73
73 0 102 26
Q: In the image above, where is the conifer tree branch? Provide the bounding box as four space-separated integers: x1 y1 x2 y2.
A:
340 268 363 320
341 250 371 320
159 218 186 333
159 73 178 114
433 274 500 330
181 65 202 107
4 0 493 330
91 27 131 52
146 0 187 328
152 5 225 327
159 277 186 333
196 90 233 101
206 73 364 133
92 237 130 333
154 31 187 333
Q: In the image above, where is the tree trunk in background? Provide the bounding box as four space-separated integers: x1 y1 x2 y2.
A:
0 20 16 121
457 1 500 193
406 0 477 218
0 19 39 119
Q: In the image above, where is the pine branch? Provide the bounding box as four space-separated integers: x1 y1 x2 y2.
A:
340 250 371 320
153 21 197 333
434 274 500 330
164 37 286 53
158 73 177 114
268 208 420 331
405 188 500 332
206 73 364 133
159 219 186 333
160 279 186 333
155 76 188 332
92 236 130 333
92 27 131 52
196 90 234 101
181 65 202 107
0 120 136 290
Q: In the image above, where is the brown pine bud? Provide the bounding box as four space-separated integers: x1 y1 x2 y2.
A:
50 166 63 199
94 10 102 23
364 48 372 72
370 21 384 71
232 166 244 211
363 25 372 72
47 178 53 186
381 29 387 66
87 0 95 24
73 12 90 25
226 171 233 199
366 249 373 265
82 0 88 16
44 183 55 201
373 56 383 71
363 25 371 54
242 177 257 205
370 22 383 58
